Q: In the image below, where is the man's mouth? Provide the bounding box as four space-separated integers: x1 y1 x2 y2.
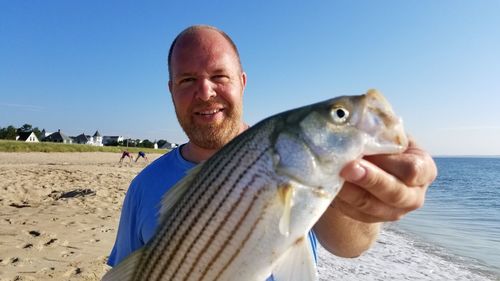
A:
195 108 224 116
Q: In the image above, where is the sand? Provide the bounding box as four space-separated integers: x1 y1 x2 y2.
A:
0 152 497 281
0 152 152 281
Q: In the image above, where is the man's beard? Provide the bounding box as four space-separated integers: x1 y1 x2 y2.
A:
176 101 242 150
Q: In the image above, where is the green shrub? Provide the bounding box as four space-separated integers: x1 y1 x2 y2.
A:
0 140 167 153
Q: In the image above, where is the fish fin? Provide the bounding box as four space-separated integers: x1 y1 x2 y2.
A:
278 182 295 236
102 248 144 281
159 163 204 220
272 235 318 281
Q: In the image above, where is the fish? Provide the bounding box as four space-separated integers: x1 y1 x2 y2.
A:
102 89 408 281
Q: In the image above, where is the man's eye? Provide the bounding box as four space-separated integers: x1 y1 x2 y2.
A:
212 75 229 83
179 78 195 84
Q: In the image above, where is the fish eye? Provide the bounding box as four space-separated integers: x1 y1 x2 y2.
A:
331 107 349 124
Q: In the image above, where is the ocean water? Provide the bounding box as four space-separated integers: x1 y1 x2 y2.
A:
397 157 500 275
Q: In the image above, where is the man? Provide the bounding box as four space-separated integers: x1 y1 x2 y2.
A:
107 25 437 277
135 151 149 163
118 150 133 164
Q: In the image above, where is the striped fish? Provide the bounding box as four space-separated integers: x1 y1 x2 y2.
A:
103 89 408 281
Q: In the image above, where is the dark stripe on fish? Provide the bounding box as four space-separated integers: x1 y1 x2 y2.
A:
149 148 252 280
169 147 269 280
147 133 268 280
213 186 273 280
136 137 249 280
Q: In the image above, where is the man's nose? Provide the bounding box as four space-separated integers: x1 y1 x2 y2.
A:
196 78 216 101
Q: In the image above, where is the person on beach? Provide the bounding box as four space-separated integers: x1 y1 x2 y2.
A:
118 150 133 164
135 151 148 163
107 25 437 278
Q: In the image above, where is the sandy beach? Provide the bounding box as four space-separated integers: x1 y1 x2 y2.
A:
0 152 497 281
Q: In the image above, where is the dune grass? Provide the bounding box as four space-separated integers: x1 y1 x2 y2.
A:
0 140 167 153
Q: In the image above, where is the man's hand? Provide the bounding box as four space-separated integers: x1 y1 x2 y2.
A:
336 139 438 223
314 139 437 257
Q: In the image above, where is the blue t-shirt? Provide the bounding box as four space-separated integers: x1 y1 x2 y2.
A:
107 146 318 280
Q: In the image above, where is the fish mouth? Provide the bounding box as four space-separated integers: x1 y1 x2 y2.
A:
359 90 409 155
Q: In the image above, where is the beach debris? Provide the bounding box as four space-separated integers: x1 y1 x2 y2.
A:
45 162 71 166
44 238 58 246
64 266 83 277
9 202 31 208
28 230 41 237
60 188 95 198
49 188 96 200
103 90 408 281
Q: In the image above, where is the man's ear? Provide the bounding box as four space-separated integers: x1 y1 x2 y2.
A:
241 72 247 91
168 80 173 93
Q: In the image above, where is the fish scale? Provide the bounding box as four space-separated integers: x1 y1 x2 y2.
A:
167 158 272 280
144 123 278 281
103 90 408 281
179 171 270 280
138 134 252 271
175 137 277 280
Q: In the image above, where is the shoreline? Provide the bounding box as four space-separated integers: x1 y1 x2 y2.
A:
318 225 499 281
0 152 498 280
392 224 500 277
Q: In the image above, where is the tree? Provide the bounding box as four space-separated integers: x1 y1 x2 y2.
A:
140 139 154 148
17 123 33 134
157 139 168 148
1 125 17 140
32 127 42 140
105 140 119 146
122 138 137 147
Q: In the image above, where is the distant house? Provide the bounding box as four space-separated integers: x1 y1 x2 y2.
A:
71 130 103 146
92 130 103 146
160 141 178 149
72 133 91 144
102 135 124 146
41 129 52 138
43 129 73 144
16 131 39 143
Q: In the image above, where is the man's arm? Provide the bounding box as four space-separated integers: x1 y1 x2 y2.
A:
313 139 437 257
107 180 143 266
313 202 381 257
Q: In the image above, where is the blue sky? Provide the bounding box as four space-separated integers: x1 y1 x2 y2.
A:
1 1 499 155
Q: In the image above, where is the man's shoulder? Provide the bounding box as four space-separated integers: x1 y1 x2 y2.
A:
133 149 177 180
130 146 195 190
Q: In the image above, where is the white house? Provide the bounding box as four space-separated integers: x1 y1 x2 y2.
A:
41 129 52 138
43 130 73 144
160 141 179 149
16 132 39 143
102 135 124 145
91 130 103 146
71 130 103 146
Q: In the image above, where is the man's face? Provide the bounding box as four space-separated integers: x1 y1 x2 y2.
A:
169 29 246 150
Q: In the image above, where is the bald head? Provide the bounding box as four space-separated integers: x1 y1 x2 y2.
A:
167 25 242 81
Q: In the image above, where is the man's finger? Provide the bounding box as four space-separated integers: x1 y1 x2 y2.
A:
340 160 426 210
335 198 387 223
336 183 407 221
364 139 437 187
